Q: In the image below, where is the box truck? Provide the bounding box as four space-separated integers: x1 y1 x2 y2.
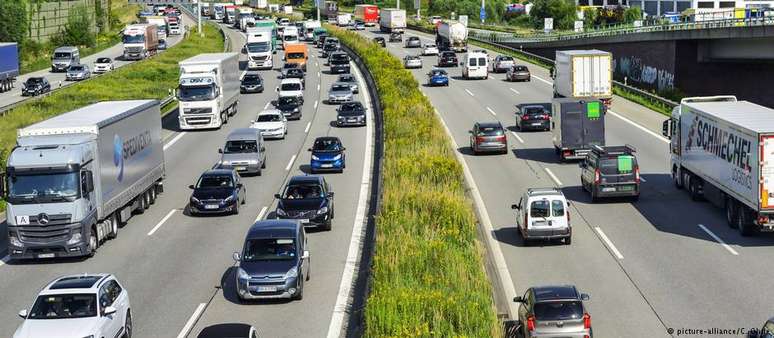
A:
245 31 273 69
122 24 159 60
436 21 468 52
337 13 352 26
355 4 379 26
380 9 407 33
2 100 165 260
0 42 19 93
551 98 606 161
250 0 268 9
177 53 240 130
142 16 168 42
662 96 774 236
302 20 321 41
553 50 613 108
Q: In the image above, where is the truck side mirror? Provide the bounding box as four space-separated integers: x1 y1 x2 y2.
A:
218 148 223 153
82 171 94 194
511 204 520 210
662 119 672 139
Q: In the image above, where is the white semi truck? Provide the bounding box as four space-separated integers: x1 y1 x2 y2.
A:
380 8 406 33
2 100 165 260
177 53 240 130
552 50 613 107
436 21 468 52
662 96 774 236
122 24 159 60
245 31 273 70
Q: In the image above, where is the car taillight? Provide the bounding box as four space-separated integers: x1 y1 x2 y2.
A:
635 166 640 184
594 169 600 184
476 136 486 143
521 115 530 120
563 150 572 158
527 315 536 332
495 135 506 142
583 313 591 329
542 114 550 120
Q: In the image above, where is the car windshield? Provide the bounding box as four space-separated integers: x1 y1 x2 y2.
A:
278 96 299 105
339 75 354 82
178 85 215 101
331 84 349 92
599 156 637 175
313 139 341 151
27 78 45 84
224 140 257 154
197 175 233 188
324 44 337 50
53 52 72 59
122 34 145 44
7 172 79 203
243 75 261 83
340 102 363 111
534 301 584 321
530 200 551 218
283 63 298 69
246 42 270 53
257 114 282 122
478 126 503 136
287 69 303 77
431 70 447 76
242 238 296 261
69 66 84 71
523 107 545 116
28 294 98 319
96 58 111 63
284 35 298 41
283 184 324 199
499 56 514 61
281 83 301 91
287 52 305 59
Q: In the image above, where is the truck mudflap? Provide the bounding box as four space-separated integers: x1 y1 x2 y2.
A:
601 98 612 109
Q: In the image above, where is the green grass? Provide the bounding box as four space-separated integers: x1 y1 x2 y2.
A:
325 24 500 337
0 23 224 212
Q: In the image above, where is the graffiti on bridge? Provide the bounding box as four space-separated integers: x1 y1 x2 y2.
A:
613 56 674 91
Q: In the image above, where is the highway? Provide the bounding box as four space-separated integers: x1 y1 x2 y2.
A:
0 22 374 338
0 16 190 113
358 27 774 336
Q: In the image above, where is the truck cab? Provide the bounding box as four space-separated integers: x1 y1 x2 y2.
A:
245 32 273 70
177 53 240 130
51 46 80 72
122 24 156 60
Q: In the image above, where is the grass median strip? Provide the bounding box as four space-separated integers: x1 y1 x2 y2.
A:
326 25 500 337
0 23 224 211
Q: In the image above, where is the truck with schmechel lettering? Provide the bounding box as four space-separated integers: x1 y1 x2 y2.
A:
662 95 774 236
1 100 165 260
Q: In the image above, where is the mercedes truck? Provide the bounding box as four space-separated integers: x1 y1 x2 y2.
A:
177 53 240 130
122 24 159 60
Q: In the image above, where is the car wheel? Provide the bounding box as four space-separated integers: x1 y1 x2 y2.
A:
123 310 133 338
293 279 304 300
320 220 332 231
565 236 571 245
590 188 598 203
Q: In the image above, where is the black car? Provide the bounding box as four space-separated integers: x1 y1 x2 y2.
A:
438 51 458 67
329 52 351 74
285 68 305 86
21 77 51 96
513 285 592 338
322 40 339 58
373 36 386 47
274 175 334 230
317 34 330 48
580 145 640 202
515 104 550 131
336 101 366 127
240 73 264 94
275 96 303 120
389 32 402 42
188 169 246 215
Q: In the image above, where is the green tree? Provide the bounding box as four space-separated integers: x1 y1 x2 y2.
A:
0 1 29 44
529 0 577 30
52 4 95 47
623 6 642 23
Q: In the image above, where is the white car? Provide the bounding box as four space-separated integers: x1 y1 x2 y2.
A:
276 78 305 102
403 55 423 69
93 57 114 73
14 274 132 338
251 109 288 139
422 44 439 56
511 187 572 245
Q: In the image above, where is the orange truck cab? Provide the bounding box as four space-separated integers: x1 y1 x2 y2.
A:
284 43 308 71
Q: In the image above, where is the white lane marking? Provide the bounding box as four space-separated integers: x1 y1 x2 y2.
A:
544 167 563 186
510 131 525 143
532 75 553 85
488 76 494 80
640 177 647 183
254 206 268 222
264 101 271 109
304 121 311 133
163 132 187 151
608 110 670 144
0 255 9 267
147 209 177 236
318 71 321 77
314 99 318 109
285 154 297 171
698 224 739 256
327 61 375 338
486 107 496 116
509 88 520 94
431 108 519 317
317 83 320 90
465 89 475 97
176 303 207 338
595 227 625 260
316 62 319 67
449 77 456 82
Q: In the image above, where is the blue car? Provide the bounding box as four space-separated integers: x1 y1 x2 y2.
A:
308 137 346 173
428 68 449 87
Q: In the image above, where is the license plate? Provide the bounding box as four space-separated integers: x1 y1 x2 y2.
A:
532 123 543 126
348 119 357 122
602 187 616 192
321 164 333 168
205 204 219 210
298 219 310 224
256 286 277 292
236 166 247 171
619 185 634 191
38 253 55 258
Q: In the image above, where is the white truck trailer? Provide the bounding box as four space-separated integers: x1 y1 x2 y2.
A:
662 96 774 236
177 53 240 130
436 21 468 52
553 50 613 107
380 8 406 33
2 100 165 260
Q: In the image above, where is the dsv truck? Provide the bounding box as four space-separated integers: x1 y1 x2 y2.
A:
662 96 774 236
2 100 165 260
177 53 240 130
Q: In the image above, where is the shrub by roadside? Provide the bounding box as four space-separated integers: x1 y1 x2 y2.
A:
325 25 500 337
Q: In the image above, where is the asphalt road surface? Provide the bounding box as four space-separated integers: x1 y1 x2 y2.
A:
357 27 774 337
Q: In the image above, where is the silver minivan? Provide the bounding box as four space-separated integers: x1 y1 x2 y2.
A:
216 128 267 176
511 187 572 245
51 46 80 72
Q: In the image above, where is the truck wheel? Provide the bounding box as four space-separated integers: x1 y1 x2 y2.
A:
221 111 228 124
88 227 98 257
107 215 118 239
726 198 739 229
737 207 754 236
673 167 683 189
689 176 702 201
148 187 157 205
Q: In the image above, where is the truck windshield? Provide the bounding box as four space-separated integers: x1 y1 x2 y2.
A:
28 294 97 319
123 34 145 44
246 42 270 53
7 172 80 203
178 85 215 101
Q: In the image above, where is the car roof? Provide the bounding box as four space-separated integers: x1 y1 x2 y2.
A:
288 175 323 184
41 274 111 295
591 144 636 157
280 78 302 84
526 187 564 198
198 324 254 338
202 169 234 176
259 109 283 115
332 82 352 88
477 122 503 128
246 219 300 239
227 128 259 140
532 285 580 302
314 136 341 143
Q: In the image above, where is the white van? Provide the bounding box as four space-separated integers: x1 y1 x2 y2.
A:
511 188 572 245
462 51 488 80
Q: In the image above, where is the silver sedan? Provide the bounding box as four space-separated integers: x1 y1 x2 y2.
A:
403 55 423 69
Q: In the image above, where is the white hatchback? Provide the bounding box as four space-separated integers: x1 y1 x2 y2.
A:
14 274 132 338
422 44 439 56
277 78 305 102
511 188 572 245
251 109 288 139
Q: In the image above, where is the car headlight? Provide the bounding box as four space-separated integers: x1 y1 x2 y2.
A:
318 206 328 215
82 335 95 338
332 154 342 160
224 195 235 203
276 208 287 216
311 155 320 160
66 232 82 245
285 266 298 279
237 267 249 281
190 196 200 204
247 159 258 165
293 107 299 112
9 234 22 247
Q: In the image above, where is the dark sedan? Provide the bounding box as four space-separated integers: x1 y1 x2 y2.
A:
469 122 508 155
438 51 458 67
275 96 303 120
188 169 246 215
284 68 306 86
21 77 51 96
240 73 264 94
274 175 335 230
373 36 386 47
515 104 551 131
389 32 402 42
336 101 366 127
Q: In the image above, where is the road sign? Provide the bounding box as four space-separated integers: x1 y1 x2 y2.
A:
544 18 554 31
459 15 469 27
574 20 583 32
480 7 486 21
414 0 420 8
